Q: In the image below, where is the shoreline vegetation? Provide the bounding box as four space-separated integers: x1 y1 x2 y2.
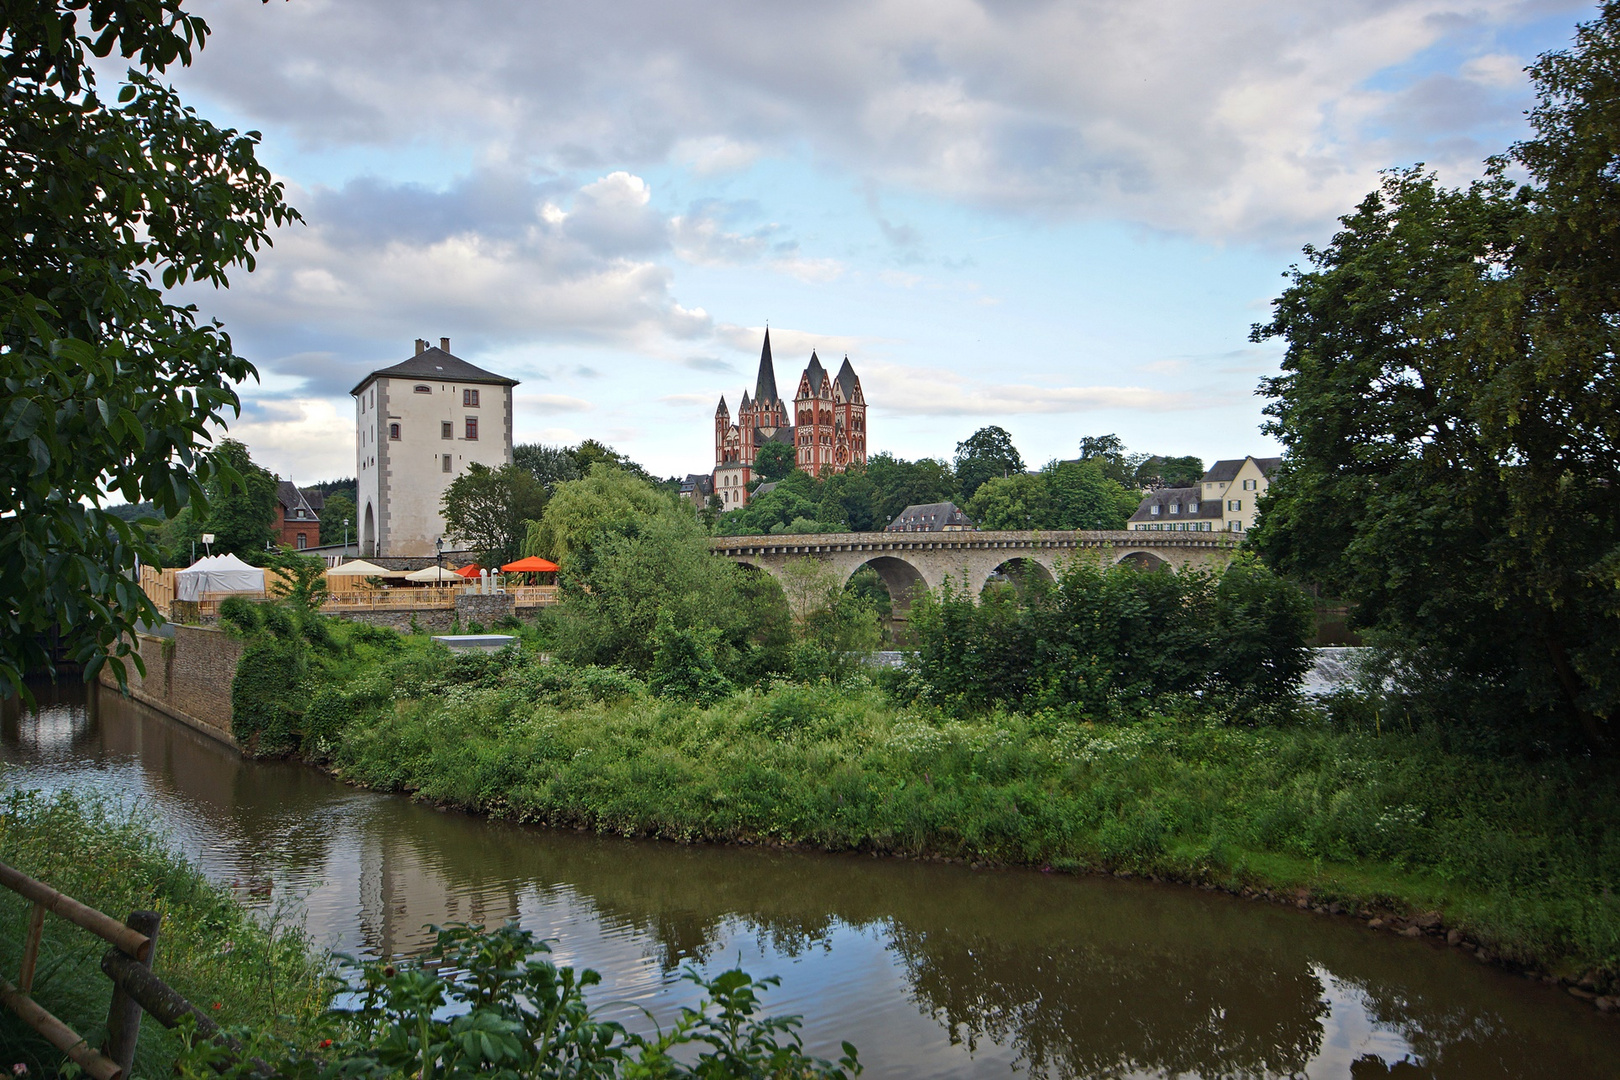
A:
219 592 1619 997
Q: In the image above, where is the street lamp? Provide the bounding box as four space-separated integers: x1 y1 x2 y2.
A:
435 536 444 570
343 517 350 555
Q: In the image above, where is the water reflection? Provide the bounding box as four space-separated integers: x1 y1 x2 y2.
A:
3 685 1617 1078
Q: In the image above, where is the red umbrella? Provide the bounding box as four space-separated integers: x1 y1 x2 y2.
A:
501 556 560 572
452 563 481 578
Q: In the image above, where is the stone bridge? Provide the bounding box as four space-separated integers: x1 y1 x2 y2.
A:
710 530 1237 619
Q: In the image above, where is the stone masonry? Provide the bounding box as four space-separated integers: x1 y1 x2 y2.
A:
98 624 242 747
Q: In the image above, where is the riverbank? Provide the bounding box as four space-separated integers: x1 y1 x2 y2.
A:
306 637 1620 991
0 788 330 1076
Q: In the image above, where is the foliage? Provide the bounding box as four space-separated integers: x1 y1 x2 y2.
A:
778 559 882 683
441 462 549 568
1133 454 1205 490
526 465 678 563
753 440 798 483
269 551 330 612
0 788 328 1077
954 425 1025 502
514 441 584 492
318 492 357 547
965 460 1138 530
0 0 298 696
321 648 1620 975
1252 7 1620 749
202 438 280 558
179 922 859 1080
716 471 848 536
906 555 1313 717
650 612 735 704
573 438 656 482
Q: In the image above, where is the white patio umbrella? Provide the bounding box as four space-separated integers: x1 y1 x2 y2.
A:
325 559 406 578
404 565 462 583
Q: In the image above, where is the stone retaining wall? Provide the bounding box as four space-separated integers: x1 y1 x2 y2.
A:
98 624 241 748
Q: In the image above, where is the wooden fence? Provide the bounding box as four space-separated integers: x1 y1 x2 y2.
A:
137 565 557 619
0 860 249 1078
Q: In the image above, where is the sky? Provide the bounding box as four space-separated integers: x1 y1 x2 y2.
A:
156 0 1598 483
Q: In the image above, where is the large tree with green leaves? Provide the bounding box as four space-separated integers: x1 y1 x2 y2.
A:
954 426 1024 502
1 0 298 695
1252 4 1620 747
442 463 549 568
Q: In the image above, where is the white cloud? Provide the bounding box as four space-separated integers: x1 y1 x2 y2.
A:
178 0 1565 243
517 394 594 414
769 256 845 283
862 362 1204 416
230 398 353 481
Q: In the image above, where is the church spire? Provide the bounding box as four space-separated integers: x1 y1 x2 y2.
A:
753 327 780 405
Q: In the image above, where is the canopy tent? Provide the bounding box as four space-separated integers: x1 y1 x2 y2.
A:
175 554 265 601
326 559 406 578
404 565 462 583
501 556 559 572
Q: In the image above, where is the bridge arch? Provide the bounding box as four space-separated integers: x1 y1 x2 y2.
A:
1114 549 1170 571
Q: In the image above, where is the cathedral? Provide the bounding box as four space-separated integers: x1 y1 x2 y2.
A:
713 329 868 508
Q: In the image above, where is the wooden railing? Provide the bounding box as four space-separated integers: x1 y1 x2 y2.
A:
0 860 249 1078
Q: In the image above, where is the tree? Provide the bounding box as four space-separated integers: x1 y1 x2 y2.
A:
1134 455 1205 489
319 492 356 547
513 443 582 493
965 473 1052 531
0 0 298 695
200 439 278 558
1251 0 1620 747
524 465 677 563
866 453 957 525
954 426 1025 502
442 463 549 567
1047 459 1137 529
753 441 797 483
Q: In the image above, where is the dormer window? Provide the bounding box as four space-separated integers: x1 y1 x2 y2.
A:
1169 502 1180 514
414 384 432 394
1189 501 1199 513
1150 505 1161 516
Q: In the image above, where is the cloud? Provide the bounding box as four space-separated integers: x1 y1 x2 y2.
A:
230 398 354 481
517 393 595 414
768 256 845 283
178 0 1568 244
683 355 736 372
715 323 872 363
659 393 716 407
861 362 1204 416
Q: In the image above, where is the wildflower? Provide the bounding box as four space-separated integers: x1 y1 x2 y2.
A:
319 1039 333 1049
14 1064 31 1076
211 1002 222 1010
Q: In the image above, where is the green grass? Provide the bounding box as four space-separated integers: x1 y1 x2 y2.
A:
0 788 330 1079
318 643 1620 980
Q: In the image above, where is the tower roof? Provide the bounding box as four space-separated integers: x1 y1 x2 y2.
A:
716 395 729 415
754 328 780 404
801 350 827 398
350 344 517 396
834 356 859 400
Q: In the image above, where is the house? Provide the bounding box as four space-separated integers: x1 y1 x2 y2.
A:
1128 455 1281 534
886 502 976 532
679 473 715 507
275 481 322 550
351 337 518 557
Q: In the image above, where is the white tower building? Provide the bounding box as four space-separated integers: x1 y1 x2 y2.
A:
351 338 518 558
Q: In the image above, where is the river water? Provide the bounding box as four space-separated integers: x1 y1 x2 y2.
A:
4 683 1617 1078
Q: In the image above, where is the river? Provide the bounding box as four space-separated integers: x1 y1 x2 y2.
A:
3 683 1616 1078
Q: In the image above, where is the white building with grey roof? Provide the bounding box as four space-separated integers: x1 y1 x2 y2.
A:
1128 455 1281 534
351 338 517 557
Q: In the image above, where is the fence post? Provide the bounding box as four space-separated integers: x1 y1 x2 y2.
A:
103 910 160 1075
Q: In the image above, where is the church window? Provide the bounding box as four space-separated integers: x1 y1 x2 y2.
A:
389 423 401 440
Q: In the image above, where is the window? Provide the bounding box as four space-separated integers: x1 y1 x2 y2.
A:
1189 501 1199 513
442 454 452 473
463 388 480 407
414 384 432 394
1243 479 1256 491
1230 520 1243 531
441 421 453 440
465 417 479 440
1150 504 1160 516
1169 503 1179 514
1228 499 1241 512
296 533 307 549
389 422 401 440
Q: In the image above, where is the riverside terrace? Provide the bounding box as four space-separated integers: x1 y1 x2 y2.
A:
710 529 1237 620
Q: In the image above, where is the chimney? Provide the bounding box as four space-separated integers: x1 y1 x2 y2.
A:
415 338 426 355
440 337 451 353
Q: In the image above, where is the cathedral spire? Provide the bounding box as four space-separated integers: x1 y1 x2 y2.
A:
753 327 780 405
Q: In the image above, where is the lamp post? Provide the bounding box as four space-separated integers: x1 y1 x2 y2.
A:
435 535 443 569
343 517 350 556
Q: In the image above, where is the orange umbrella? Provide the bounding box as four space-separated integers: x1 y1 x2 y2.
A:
452 563 481 578
501 556 560 572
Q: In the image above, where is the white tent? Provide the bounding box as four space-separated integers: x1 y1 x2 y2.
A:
326 559 406 578
404 565 461 583
175 554 266 601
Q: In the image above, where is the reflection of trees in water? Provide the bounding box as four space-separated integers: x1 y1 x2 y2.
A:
2 680 102 758
886 927 1325 1079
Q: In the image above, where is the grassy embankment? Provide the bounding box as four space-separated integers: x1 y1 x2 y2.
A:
308 634 1620 981
0 789 329 1077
